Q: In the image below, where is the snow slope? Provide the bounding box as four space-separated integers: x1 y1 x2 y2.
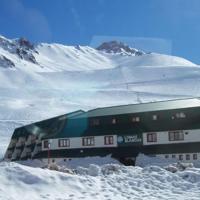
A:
0 35 196 73
0 161 200 200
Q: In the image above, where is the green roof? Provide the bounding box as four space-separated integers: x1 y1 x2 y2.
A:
84 98 200 117
11 98 200 139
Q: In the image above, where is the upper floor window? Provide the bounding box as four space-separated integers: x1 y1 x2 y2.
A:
175 112 186 119
58 139 70 147
90 119 100 126
147 133 157 142
132 116 140 123
168 130 184 141
104 136 114 145
112 118 117 124
82 137 95 146
152 114 158 120
172 112 186 120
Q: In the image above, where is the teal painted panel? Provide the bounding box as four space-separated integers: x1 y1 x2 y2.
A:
58 117 88 138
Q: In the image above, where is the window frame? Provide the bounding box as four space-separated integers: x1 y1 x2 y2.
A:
90 118 100 126
193 154 197 160
172 154 176 159
82 137 95 146
168 130 184 141
152 114 158 121
179 154 183 160
175 112 186 119
43 140 49 149
104 135 114 145
132 116 140 123
58 139 70 148
186 154 190 160
146 132 157 142
112 118 117 124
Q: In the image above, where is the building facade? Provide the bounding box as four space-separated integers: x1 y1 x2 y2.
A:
4 98 200 164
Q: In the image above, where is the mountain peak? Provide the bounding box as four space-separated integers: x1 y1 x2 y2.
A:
17 37 34 50
0 36 38 65
96 40 145 56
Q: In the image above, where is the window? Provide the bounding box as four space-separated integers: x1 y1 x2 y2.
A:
179 155 183 160
90 118 100 126
58 139 70 147
169 131 184 141
132 116 140 122
112 118 117 124
172 112 186 120
175 112 186 119
8 154 12 159
147 133 157 142
82 137 95 146
172 154 176 159
152 114 158 120
43 140 49 149
186 154 190 160
193 154 197 160
104 136 114 145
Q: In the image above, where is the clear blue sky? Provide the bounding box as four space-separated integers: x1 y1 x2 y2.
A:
0 0 200 64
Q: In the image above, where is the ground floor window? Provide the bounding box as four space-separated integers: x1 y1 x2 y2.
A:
147 133 157 142
43 140 49 149
186 154 190 160
104 136 114 145
82 137 95 146
58 139 70 147
179 154 183 160
193 154 197 160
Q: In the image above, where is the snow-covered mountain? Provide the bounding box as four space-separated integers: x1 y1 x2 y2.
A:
0 35 196 72
96 40 146 55
1 35 200 200
0 34 200 156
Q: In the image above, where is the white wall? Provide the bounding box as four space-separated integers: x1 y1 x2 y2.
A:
143 129 200 145
42 135 117 151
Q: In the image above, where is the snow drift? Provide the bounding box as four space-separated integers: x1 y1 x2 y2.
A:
0 161 200 200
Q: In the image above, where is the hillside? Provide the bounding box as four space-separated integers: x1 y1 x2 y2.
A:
0 35 200 156
1 35 200 200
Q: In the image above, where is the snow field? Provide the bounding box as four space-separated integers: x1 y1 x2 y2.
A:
0 161 200 200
